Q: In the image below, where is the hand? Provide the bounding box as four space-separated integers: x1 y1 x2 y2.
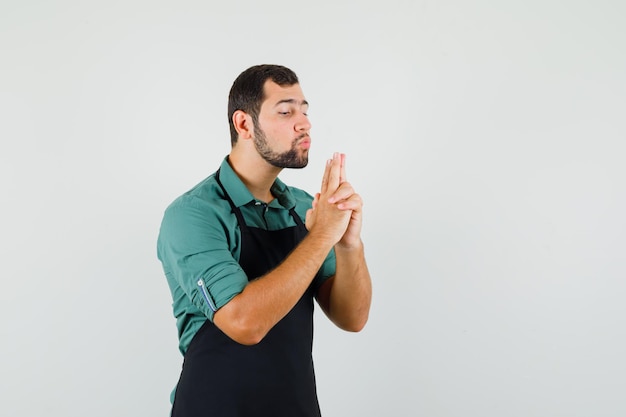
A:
306 153 362 248
330 153 363 249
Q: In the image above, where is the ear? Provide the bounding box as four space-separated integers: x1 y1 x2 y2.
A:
232 110 254 140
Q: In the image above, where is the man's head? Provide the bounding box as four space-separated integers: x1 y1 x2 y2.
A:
228 64 311 169
228 64 300 146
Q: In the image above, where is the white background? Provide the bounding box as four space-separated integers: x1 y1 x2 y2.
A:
1 1 625 416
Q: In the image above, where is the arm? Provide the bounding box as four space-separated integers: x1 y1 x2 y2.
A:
313 153 372 331
316 241 372 332
214 154 353 345
213 231 336 345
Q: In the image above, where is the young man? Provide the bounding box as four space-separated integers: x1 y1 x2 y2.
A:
157 64 372 416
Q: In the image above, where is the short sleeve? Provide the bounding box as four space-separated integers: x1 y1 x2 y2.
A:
314 247 336 290
158 196 248 322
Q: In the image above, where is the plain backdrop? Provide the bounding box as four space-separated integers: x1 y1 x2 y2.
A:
1 1 625 416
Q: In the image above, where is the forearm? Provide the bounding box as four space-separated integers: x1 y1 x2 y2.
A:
321 240 372 332
214 231 334 345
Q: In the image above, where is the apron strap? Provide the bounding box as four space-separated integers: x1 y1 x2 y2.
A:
215 168 248 230
216 168 308 232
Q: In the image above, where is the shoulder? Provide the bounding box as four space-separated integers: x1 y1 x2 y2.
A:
159 173 233 239
165 172 228 212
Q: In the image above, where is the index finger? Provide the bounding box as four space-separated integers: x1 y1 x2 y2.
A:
340 153 347 184
320 157 331 194
326 153 342 193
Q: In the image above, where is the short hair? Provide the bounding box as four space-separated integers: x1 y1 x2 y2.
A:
227 64 299 146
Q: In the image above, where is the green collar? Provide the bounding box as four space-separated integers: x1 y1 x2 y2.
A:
218 157 296 210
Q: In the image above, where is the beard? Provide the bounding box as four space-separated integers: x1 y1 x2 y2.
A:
253 125 309 169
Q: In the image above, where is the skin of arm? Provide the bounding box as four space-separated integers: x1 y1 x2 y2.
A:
214 153 355 345
315 242 372 332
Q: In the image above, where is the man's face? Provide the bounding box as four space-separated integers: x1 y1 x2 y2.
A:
253 80 311 169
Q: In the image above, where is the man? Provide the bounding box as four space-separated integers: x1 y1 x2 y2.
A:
157 64 372 417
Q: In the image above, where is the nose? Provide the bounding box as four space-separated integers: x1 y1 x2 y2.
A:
295 112 311 132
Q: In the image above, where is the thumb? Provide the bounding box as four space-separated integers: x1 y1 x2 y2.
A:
312 193 320 209
305 208 314 230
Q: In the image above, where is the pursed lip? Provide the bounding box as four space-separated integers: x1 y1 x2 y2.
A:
298 136 311 149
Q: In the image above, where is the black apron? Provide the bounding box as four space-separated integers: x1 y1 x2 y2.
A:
171 170 321 417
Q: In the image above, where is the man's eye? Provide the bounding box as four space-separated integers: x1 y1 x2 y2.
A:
279 111 290 115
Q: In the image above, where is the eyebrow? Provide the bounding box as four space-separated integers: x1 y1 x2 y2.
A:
274 98 309 107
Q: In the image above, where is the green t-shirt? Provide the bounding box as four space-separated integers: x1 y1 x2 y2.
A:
157 157 336 355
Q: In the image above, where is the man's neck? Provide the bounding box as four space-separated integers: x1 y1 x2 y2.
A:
227 153 281 203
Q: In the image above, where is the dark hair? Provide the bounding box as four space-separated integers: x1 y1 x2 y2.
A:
227 64 299 145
